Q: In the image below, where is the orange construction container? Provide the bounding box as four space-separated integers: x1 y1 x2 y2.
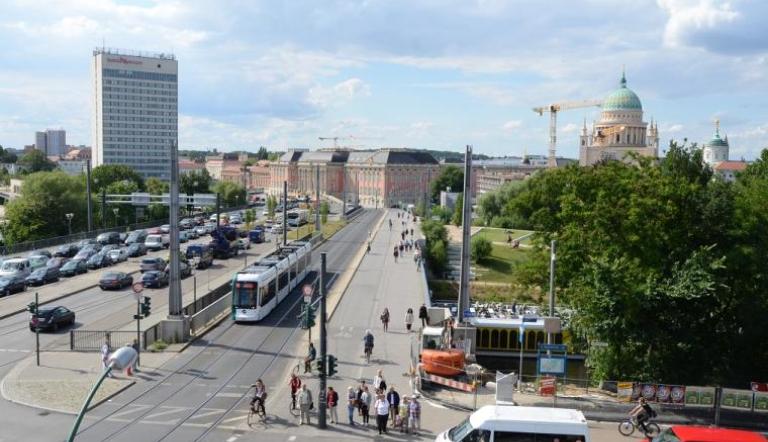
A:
420 349 465 376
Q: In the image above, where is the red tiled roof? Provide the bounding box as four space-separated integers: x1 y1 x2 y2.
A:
714 161 748 171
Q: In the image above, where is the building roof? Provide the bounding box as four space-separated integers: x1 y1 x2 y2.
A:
602 72 643 111
714 161 748 172
278 150 307 163
297 150 350 163
367 150 439 165
179 159 204 170
707 128 729 148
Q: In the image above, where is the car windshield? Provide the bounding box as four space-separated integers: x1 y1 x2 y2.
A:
447 418 474 442
29 256 47 265
35 307 56 317
147 237 161 243
142 258 158 264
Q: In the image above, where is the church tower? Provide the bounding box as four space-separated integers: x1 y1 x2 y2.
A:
703 120 729 166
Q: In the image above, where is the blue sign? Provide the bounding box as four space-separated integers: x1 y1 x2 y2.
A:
539 344 568 352
537 343 568 375
463 309 475 318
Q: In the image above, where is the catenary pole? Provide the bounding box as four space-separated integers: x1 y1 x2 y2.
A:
85 159 93 232
318 253 328 428
282 180 288 246
457 145 473 324
548 239 556 344
315 165 321 232
168 139 182 317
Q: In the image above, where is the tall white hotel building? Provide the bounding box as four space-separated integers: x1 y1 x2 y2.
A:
92 48 178 180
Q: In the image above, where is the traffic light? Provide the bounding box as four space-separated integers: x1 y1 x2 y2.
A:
315 357 325 375
327 354 338 377
306 304 316 328
141 296 151 317
27 301 38 315
298 304 316 329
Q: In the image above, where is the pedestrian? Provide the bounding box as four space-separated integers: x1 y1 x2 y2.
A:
393 248 399 262
410 228 414 236
304 342 316 373
347 386 357 425
298 384 313 425
131 339 140 373
408 395 422 434
360 386 371 426
387 386 400 427
405 308 414 331
398 396 410 433
374 393 390 434
100 340 113 377
373 369 387 393
356 380 367 416
380 308 390 332
327 386 339 424
289 373 302 410
419 304 429 327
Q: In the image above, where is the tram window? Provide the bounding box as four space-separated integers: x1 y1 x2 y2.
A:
279 268 289 289
480 329 490 348
290 260 296 281
235 282 257 307
500 330 509 349
259 285 273 306
511 331 519 350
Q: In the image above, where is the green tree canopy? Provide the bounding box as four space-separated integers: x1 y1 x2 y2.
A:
213 181 246 207
180 169 213 195
451 193 464 226
91 164 145 192
18 149 55 173
471 236 492 263
430 165 463 200
0 145 17 163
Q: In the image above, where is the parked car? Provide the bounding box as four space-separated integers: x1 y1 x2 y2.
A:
54 243 79 258
0 274 27 296
124 229 148 245
203 223 216 233
164 260 192 279
194 225 207 236
141 270 168 288
126 243 148 257
140 257 166 273
59 259 87 277
185 244 214 269
99 271 133 290
147 227 162 235
107 248 129 264
101 244 119 254
186 228 199 240
29 250 52 259
77 239 99 249
29 306 75 332
645 426 768 442
87 252 112 270
46 257 69 270
236 238 251 250
0 258 32 278
145 234 169 251
96 231 121 245
160 224 171 234
26 266 60 286
179 219 193 230
28 255 50 271
74 249 96 261
178 231 189 243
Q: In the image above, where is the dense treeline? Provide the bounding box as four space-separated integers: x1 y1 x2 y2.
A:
478 143 768 387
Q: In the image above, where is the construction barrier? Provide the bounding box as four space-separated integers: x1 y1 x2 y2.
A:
539 376 556 396
423 371 476 392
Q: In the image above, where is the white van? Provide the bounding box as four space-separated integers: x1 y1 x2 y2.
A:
436 405 590 442
144 234 169 251
0 258 32 278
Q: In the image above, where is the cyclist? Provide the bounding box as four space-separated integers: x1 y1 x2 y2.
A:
304 343 316 373
289 373 302 410
630 397 656 432
363 329 375 360
250 379 268 416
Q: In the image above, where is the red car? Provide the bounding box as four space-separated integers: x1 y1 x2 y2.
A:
647 425 767 442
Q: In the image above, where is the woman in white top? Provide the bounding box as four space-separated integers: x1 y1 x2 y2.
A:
373 369 386 393
405 308 414 331
374 393 390 435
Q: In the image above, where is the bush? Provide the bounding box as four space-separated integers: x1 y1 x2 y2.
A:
471 236 492 263
148 339 168 352
429 240 448 274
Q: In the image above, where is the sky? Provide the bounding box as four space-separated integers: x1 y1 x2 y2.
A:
1 0 768 159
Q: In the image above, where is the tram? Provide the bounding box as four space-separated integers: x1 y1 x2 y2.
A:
231 241 312 322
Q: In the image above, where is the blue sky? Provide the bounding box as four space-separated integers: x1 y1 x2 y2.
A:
1 0 768 159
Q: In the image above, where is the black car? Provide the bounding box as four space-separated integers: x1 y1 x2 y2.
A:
141 270 168 288
54 244 79 258
101 244 120 253
60 259 87 277
26 267 60 286
46 257 69 270
126 243 148 257
96 232 121 245
30 306 75 332
29 250 53 259
140 257 166 273
87 252 112 270
99 271 133 290
77 238 99 249
0 275 27 296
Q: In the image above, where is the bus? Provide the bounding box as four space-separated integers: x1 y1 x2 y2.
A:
436 405 591 442
231 241 312 322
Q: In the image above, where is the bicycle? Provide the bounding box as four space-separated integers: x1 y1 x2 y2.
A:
288 392 301 417
247 394 267 426
364 346 372 364
618 416 660 438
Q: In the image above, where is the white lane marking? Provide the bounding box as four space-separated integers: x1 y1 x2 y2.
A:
219 414 248 424
187 408 225 422
226 437 238 442
213 392 243 398
0 349 31 353
288 437 297 441
142 406 188 423
109 404 152 420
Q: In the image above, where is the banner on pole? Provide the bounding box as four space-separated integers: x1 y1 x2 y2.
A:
684 386 715 407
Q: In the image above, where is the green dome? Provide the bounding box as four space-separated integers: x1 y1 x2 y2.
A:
708 131 728 148
602 73 642 111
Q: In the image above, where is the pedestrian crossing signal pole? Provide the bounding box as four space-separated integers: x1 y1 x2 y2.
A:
318 252 328 429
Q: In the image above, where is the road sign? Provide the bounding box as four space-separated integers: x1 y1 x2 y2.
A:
463 308 475 318
303 284 313 304
132 282 144 294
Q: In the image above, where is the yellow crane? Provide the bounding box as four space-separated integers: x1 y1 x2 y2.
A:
595 125 627 141
533 99 602 167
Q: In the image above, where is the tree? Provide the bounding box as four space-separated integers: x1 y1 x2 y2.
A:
18 149 55 173
244 209 256 229
266 195 277 219
0 145 17 163
431 206 451 224
105 180 139 226
256 146 270 160
3 171 87 242
320 201 330 224
180 169 213 195
471 236 492 263
145 177 169 221
212 181 246 207
430 165 464 200
451 193 464 226
91 164 144 192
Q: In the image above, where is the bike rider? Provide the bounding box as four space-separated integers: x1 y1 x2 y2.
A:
630 397 656 431
363 329 375 359
250 379 268 415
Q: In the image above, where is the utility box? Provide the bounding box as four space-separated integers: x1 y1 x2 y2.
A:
496 371 516 404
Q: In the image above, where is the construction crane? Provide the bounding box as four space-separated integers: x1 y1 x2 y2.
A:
533 99 602 168
318 136 351 148
595 125 626 141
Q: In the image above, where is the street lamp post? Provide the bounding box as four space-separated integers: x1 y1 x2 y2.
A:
65 213 74 236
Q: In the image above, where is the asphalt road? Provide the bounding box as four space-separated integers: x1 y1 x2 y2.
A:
65 209 382 442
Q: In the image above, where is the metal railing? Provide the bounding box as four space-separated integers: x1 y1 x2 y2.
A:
70 330 142 352
190 293 230 335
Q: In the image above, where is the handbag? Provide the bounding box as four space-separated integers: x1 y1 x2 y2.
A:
310 401 314 410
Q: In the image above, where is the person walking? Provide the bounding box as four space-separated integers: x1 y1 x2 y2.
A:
419 304 429 327
327 386 339 424
347 386 357 425
373 369 387 393
298 384 313 425
374 393 390 434
380 308 390 332
289 373 302 410
100 340 113 377
399 396 410 433
304 342 316 373
405 308 414 332
360 386 371 426
393 247 399 262
408 395 422 434
386 386 400 428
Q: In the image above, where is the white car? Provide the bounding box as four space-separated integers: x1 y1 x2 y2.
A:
195 226 207 236
270 225 283 234
236 238 251 250
145 234 169 251
107 248 129 264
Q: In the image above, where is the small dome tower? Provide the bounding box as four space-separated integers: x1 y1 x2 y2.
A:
703 119 729 166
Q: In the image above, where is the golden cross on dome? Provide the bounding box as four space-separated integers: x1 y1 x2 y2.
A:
715 118 720 135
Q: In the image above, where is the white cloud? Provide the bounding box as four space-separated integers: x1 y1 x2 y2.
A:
561 123 579 133
664 123 684 133
502 120 522 131
308 78 371 108
658 0 739 48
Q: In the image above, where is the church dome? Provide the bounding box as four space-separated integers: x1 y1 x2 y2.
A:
707 131 728 147
602 73 642 111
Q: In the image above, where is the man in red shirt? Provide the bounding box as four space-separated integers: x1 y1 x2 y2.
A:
289 374 302 410
327 386 339 423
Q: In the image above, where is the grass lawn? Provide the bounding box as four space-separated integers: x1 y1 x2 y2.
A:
475 227 534 244
473 243 533 284
286 220 346 240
